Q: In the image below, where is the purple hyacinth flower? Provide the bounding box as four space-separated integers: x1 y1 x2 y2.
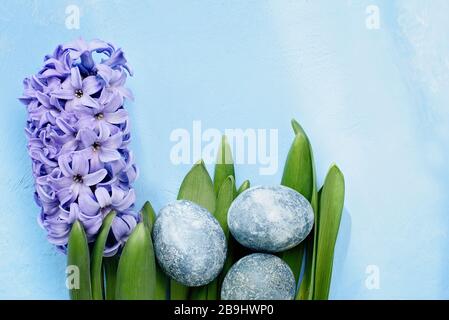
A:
96 64 134 102
60 203 103 242
52 67 102 111
79 186 135 217
51 153 108 205
63 38 114 60
105 213 138 256
20 38 139 255
75 90 128 131
78 125 123 171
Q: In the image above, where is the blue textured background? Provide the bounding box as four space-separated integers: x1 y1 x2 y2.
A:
1 0 448 299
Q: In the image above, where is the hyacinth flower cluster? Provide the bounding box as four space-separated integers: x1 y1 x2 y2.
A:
19 39 139 256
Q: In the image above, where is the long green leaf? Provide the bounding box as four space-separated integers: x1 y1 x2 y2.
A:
189 286 209 300
67 220 92 300
281 124 314 200
297 217 316 300
91 211 116 300
115 223 156 300
214 176 235 237
208 176 235 300
313 165 345 300
173 160 216 300
170 281 191 300
140 201 168 300
294 119 319 300
213 136 235 196
103 255 119 300
280 120 315 287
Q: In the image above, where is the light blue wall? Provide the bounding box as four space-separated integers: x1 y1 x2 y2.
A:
0 0 448 299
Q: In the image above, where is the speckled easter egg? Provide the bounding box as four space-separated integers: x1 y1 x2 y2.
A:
152 200 227 286
228 185 314 252
221 253 296 300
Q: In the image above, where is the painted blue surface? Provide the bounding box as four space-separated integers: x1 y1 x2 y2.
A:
0 0 448 299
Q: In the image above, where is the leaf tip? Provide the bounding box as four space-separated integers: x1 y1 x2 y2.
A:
328 163 344 180
291 118 299 127
195 159 205 166
225 175 235 184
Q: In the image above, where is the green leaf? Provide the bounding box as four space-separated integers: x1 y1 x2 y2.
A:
295 121 319 301
291 118 305 136
141 201 156 230
103 255 119 300
214 176 235 237
236 180 250 195
296 226 315 300
154 262 169 300
140 201 168 300
67 220 92 300
206 281 219 300
170 281 190 300
174 160 216 300
214 136 235 196
178 160 216 213
281 245 305 283
207 175 235 300
115 223 156 300
281 125 314 200
279 120 316 288
91 211 116 300
313 165 345 300
189 285 209 300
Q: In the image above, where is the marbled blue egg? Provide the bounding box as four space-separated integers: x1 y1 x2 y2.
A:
228 185 314 252
221 253 296 300
152 200 227 286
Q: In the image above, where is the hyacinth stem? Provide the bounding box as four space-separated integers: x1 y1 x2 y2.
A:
280 120 316 287
115 223 156 300
140 201 169 300
67 220 92 300
313 165 345 300
212 176 235 299
174 160 216 300
91 211 116 300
